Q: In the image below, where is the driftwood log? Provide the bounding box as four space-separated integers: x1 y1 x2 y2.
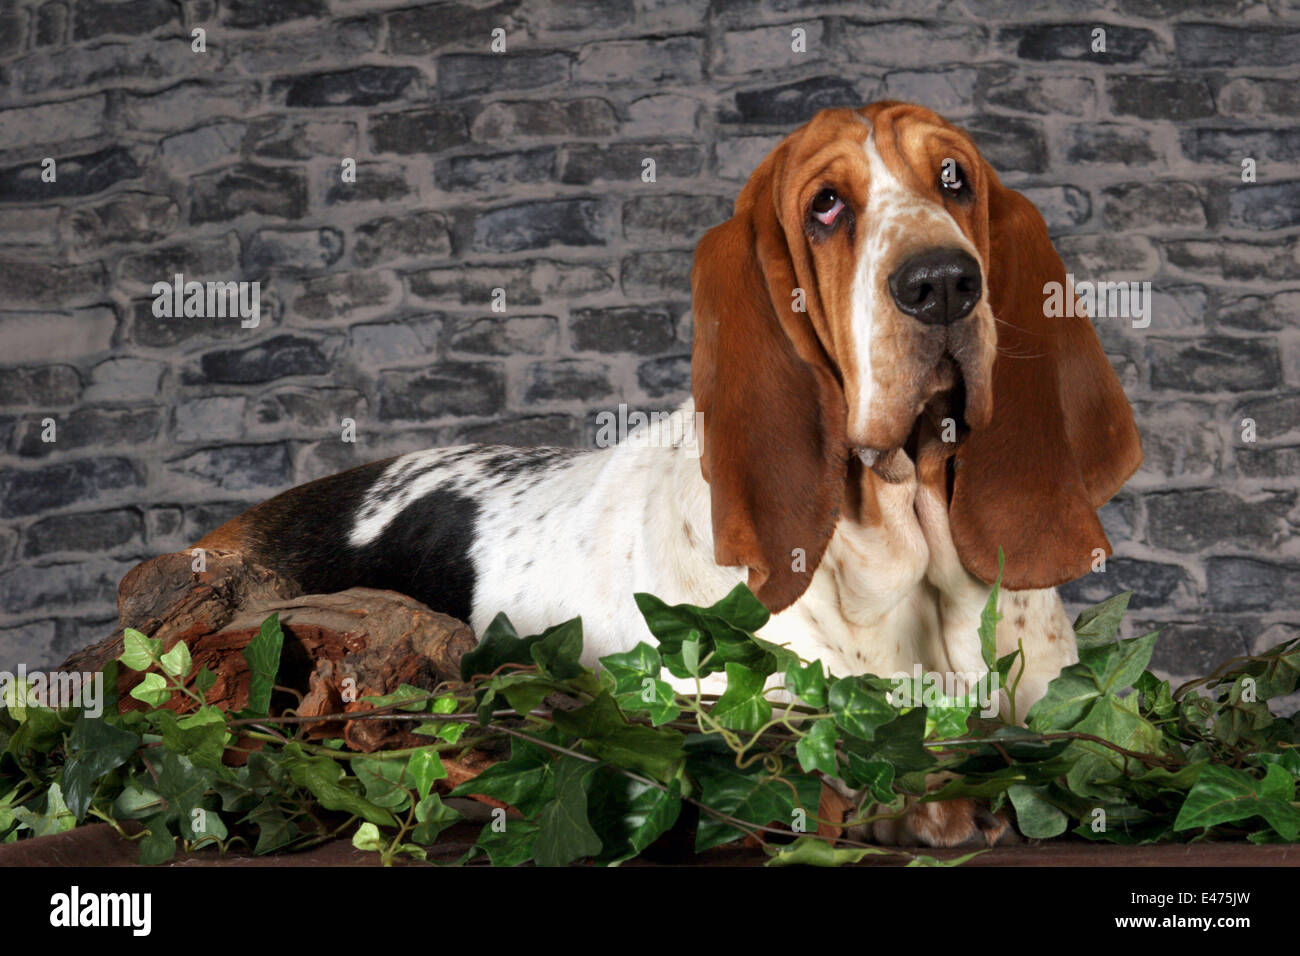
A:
58 549 476 754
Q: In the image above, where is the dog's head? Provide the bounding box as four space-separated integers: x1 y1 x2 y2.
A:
691 102 1142 610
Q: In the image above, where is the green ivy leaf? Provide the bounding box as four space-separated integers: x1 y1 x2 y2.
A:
589 773 682 865
534 756 603 867
410 793 462 845
764 835 886 867
600 643 681 726
459 613 541 682
129 673 171 708
978 549 1004 671
795 719 838 777
407 750 447 801
61 714 140 820
690 748 820 852
281 744 397 828
472 818 539 867
158 641 192 679
241 612 285 718
1007 784 1069 838
712 663 772 733
1073 592 1132 649
552 693 686 783
828 676 897 741
1174 763 1300 840
531 617 585 681
119 628 161 671
785 659 827 709
450 735 556 816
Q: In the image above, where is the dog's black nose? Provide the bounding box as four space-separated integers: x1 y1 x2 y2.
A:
888 249 982 326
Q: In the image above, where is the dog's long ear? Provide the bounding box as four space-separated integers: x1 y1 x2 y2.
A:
948 179 1142 589
691 151 849 612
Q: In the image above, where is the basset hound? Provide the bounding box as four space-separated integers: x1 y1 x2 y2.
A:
193 102 1142 846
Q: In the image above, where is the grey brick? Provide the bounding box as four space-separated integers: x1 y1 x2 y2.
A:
1146 489 1294 552
22 508 144 558
516 0 633 32
0 308 114 361
64 191 179 250
0 262 107 313
1057 558 1194 611
723 76 862 126
636 354 691 398
83 357 166 403
35 2 66 47
220 0 325 28
290 270 402 323
447 315 558 356
1108 74 1215 121
1146 621 1250 679
166 443 294 491
0 94 108 150
622 194 731 243
190 165 309 224
195 335 331 384
0 146 139 203
438 52 570 97
560 143 704 185
72 0 177 40
172 395 246 443
1175 24 1300 68
575 36 703 85
457 414 581 447
0 620 57 669
1102 182 1205 230
621 251 693 297
0 207 59 246
15 406 161 456
1180 127 1300 164
386 2 524 55
0 559 134 617
247 387 368 435
246 117 358 162
1018 185 1091 229
1005 24 1157 63
883 68 977 114
435 148 556 191
1054 234 1159 276
1235 394 1300 443
1237 445 1300 480
227 18 377 74
246 227 345 271
1216 78 1300 118
324 163 412 205
571 306 677 353
470 199 612 253
118 234 241 287
1206 557 1300 612
978 67 1095 116
1163 237 1300 282
470 98 618 142
1063 122 1160 165
407 260 614 306
715 20 828 76
378 364 505 420
1217 290 1300 333
523 359 615 403
122 81 262 132
355 211 451 267
159 122 249 176
344 320 440 367
0 366 82 408
12 40 197 94
1149 337 1281 393
0 457 141 518
370 106 470 154
964 115 1048 173
274 66 422 107
1224 181 1300 231
129 297 259 348
839 20 986 67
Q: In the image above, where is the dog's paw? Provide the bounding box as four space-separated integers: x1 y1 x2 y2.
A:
868 797 1019 848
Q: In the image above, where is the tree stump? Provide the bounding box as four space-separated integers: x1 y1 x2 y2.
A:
58 549 477 754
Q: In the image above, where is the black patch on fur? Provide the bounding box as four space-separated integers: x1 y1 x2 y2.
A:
241 456 481 623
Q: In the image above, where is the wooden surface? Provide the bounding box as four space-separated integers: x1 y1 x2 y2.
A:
2 822 1296 867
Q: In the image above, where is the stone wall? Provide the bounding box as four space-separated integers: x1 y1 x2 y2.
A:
0 0 1297 684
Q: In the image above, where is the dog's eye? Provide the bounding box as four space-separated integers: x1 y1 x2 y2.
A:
811 188 844 225
940 162 970 198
